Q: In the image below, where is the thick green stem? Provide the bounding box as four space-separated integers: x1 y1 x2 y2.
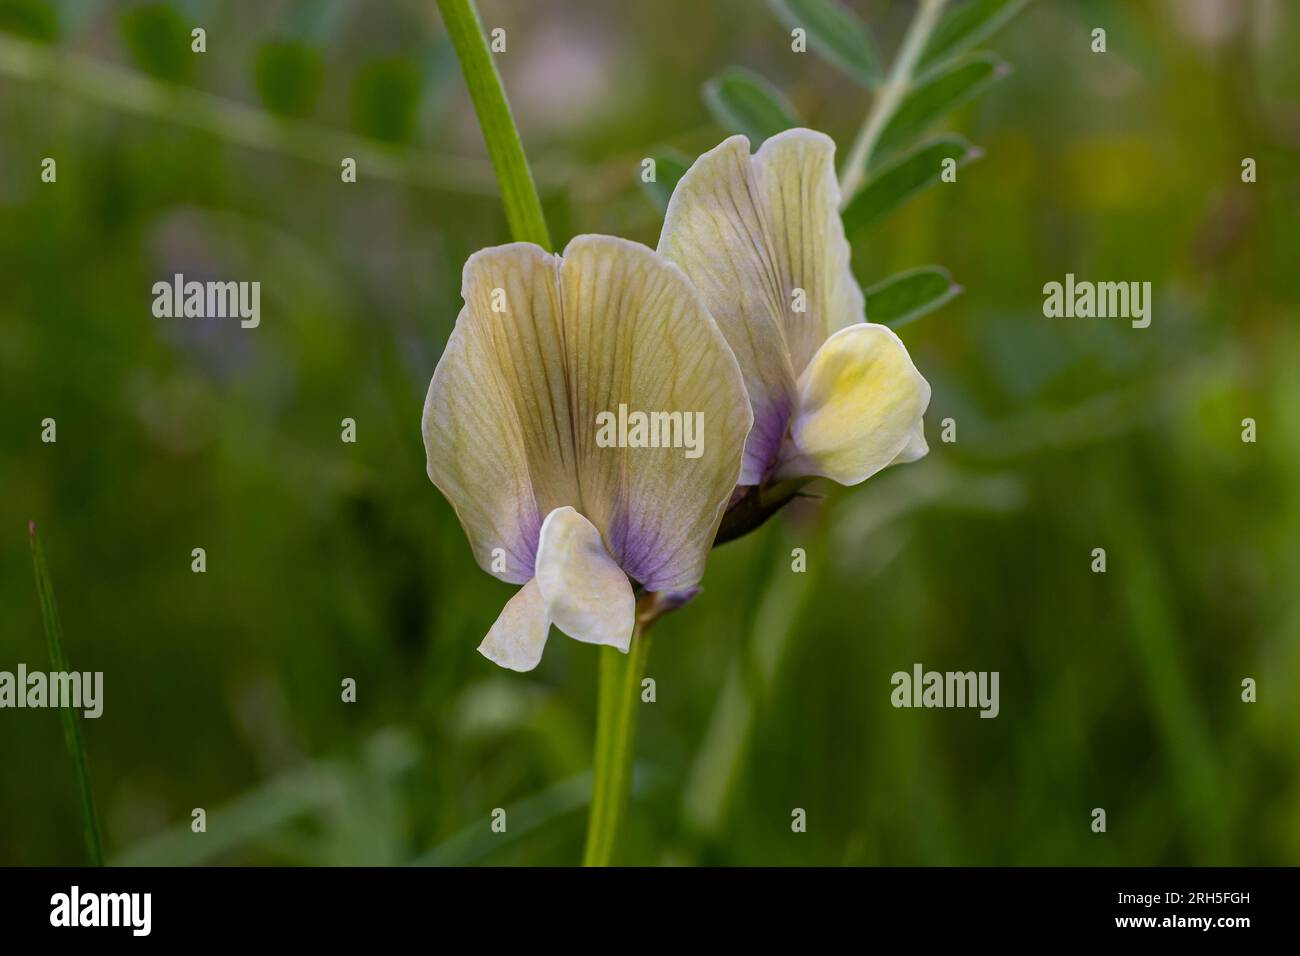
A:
839 0 948 202
435 0 552 249
582 628 652 866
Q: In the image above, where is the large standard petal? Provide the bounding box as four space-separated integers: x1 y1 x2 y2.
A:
558 235 751 592
752 129 865 370
424 237 749 594
422 243 579 584
478 577 551 672
658 129 864 483
534 507 635 651
775 323 931 486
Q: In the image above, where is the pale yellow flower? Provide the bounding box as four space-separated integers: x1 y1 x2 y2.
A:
422 236 751 671
659 129 931 487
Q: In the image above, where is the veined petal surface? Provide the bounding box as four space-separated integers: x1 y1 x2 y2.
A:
424 237 749 595
560 235 751 592
423 243 575 583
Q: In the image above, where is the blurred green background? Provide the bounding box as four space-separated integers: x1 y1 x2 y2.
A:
2 0 1298 866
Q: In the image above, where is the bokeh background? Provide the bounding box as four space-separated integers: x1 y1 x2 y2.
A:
2 0 1298 866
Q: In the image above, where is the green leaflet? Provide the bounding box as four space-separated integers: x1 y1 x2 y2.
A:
918 0 1031 73
255 40 325 118
767 0 882 87
702 67 800 147
865 266 963 328
0 0 58 42
352 57 423 144
842 135 981 236
874 53 1010 164
120 3 191 82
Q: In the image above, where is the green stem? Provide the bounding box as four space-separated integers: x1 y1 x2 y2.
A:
29 521 104 866
435 0 553 249
839 0 948 202
582 627 652 866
